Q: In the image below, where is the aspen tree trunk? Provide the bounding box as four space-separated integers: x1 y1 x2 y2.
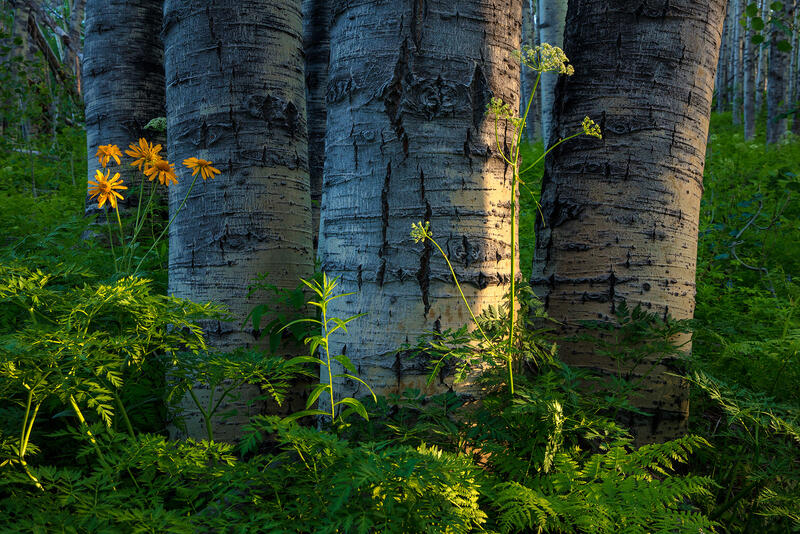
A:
789 5 797 105
744 3 757 139
793 8 800 135
537 0 567 147
83 0 165 215
733 0 743 124
756 0 768 114
319 0 521 404
303 0 331 253
66 0 86 96
531 0 726 443
716 5 730 112
521 0 540 142
163 0 312 441
766 0 793 143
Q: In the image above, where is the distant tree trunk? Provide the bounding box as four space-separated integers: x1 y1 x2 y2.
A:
537 0 567 147
716 4 730 112
303 0 331 254
732 0 743 124
766 0 793 143
83 0 165 215
521 0 540 142
66 0 86 96
163 0 312 442
744 2 757 139
792 5 800 135
532 0 726 443
319 0 521 404
755 0 768 114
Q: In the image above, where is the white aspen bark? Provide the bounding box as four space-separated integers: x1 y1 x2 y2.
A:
163 0 313 441
756 0 768 114
303 0 331 253
521 0 540 142
733 0 743 124
532 0 726 443
791 3 800 135
537 0 567 148
83 0 165 215
716 4 730 112
319 0 521 404
744 2 757 139
766 0 793 143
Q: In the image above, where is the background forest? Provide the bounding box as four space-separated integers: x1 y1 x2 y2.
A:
0 0 798 533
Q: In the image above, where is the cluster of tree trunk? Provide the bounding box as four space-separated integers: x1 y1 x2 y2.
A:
716 0 799 141
75 0 729 443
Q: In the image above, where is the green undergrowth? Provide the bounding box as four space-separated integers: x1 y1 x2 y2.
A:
1 105 799 532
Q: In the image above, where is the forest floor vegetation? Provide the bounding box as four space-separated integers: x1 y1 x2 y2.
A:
0 113 798 533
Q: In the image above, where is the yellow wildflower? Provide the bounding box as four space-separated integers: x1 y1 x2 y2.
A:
144 159 178 186
125 138 163 171
96 144 122 168
183 157 221 181
582 116 602 139
88 169 127 209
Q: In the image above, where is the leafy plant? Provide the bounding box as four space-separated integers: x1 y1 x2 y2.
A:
280 273 376 423
411 43 601 395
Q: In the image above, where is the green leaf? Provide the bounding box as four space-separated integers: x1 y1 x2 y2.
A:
281 409 328 424
335 397 369 421
333 354 357 374
752 17 765 30
746 3 759 16
306 382 331 409
752 34 765 44
770 1 783 11
777 40 792 52
277 317 320 333
284 355 325 367
334 373 377 402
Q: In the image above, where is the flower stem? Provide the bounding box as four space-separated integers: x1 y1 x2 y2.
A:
426 235 492 348
133 173 200 276
105 210 118 270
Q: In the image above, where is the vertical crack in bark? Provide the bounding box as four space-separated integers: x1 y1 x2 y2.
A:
383 38 410 157
378 161 391 286
608 268 617 314
469 64 490 131
416 201 433 316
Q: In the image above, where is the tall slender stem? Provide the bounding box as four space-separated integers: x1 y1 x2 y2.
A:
133 173 200 276
105 210 117 265
323 307 335 421
69 395 111 469
114 394 136 438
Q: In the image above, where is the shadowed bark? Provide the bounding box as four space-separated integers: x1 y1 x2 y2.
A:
303 0 331 254
766 0 793 144
531 0 726 443
163 0 312 441
744 2 757 140
83 0 165 215
319 0 521 405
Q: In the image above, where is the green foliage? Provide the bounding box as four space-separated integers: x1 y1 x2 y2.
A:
280 273 376 424
167 348 311 441
687 114 800 532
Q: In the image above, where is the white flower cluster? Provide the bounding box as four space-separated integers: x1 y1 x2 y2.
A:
517 43 574 75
